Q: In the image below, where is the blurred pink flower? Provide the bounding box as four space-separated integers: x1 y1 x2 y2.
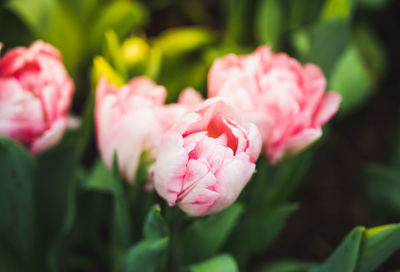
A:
95 76 203 183
209 46 341 163
0 41 74 154
153 98 261 216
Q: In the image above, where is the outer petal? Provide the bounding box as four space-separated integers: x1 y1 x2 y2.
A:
154 131 188 204
101 108 160 183
127 76 166 104
178 87 204 108
0 78 44 144
177 158 219 216
0 41 74 154
314 92 342 126
95 77 118 146
30 118 67 154
208 153 255 214
245 123 262 163
275 128 322 164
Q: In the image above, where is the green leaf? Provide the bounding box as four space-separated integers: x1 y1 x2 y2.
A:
311 227 365 272
158 58 209 103
35 143 78 271
228 204 297 266
143 205 168 240
265 152 313 205
292 19 349 76
103 29 127 79
91 56 125 87
357 0 390 8
329 44 371 115
189 254 239 272
60 0 98 24
286 0 326 31
182 203 244 263
356 224 400 272
110 153 133 272
153 27 216 59
0 9 34 48
124 237 169 272
145 46 162 80
260 260 316 272
365 165 400 219
7 0 55 35
83 160 114 193
321 0 351 20
224 0 251 44
0 137 35 270
391 123 400 168
89 0 148 53
255 0 283 49
352 25 386 85
111 153 132 250
43 1 85 74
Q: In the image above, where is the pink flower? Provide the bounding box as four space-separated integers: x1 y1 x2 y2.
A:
209 46 341 163
95 76 203 183
0 41 74 154
153 98 261 216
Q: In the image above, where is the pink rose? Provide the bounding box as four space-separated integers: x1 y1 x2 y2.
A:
0 41 74 154
153 98 261 216
95 76 203 183
209 46 341 163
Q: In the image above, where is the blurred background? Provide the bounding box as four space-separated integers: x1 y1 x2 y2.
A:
1 0 400 271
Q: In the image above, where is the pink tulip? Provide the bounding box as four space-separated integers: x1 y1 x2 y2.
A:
0 41 74 154
153 98 261 216
209 46 341 164
95 77 203 183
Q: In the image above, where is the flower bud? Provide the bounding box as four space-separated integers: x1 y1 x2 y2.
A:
209 46 341 163
153 98 261 216
0 41 74 154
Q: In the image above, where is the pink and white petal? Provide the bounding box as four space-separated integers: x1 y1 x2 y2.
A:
284 128 322 155
154 131 188 205
183 131 208 155
178 87 204 108
163 104 190 129
30 40 62 60
314 92 342 126
179 158 212 196
0 78 45 142
178 169 218 216
127 76 166 104
0 47 28 76
209 154 255 214
101 109 159 183
188 136 233 172
244 123 262 163
30 118 67 154
175 112 203 135
303 64 327 94
95 78 119 144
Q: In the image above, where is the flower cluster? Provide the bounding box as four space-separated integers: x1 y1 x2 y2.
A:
0 41 74 154
0 42 340 216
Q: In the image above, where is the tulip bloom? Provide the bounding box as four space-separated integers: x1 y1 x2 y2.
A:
95 76 202 183
209 46 341 164
153 98 261 216
0 41 74 154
